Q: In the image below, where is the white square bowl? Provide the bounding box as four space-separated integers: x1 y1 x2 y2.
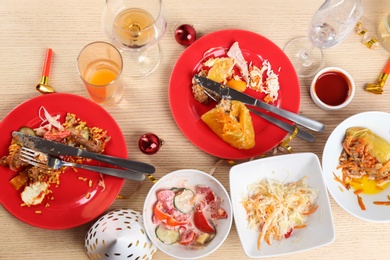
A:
229 152 335 258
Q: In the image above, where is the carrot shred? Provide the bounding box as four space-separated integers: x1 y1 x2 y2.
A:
357 195 366 210
373 201 390 205
303 204 318 215
333 172 348 189
294 224 307 229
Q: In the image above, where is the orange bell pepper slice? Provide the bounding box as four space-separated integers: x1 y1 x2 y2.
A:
153 202 188 226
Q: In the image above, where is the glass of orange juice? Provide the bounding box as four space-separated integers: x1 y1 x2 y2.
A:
77 41 124 105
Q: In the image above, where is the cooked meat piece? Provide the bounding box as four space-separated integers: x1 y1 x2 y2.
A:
1 146 28 171
25 166 46 183
69 130 103 153
192 84 210 104
192 70 210 104
1 155 8 167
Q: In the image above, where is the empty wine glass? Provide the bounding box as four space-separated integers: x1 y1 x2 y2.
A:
102 0 167 76
284 0 363 78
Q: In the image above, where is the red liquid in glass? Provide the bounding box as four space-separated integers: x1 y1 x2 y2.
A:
314 71 350 106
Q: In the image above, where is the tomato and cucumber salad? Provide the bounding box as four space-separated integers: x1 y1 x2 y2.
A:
152 185 228 247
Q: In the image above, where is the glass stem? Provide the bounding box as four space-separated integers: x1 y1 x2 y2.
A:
298 45 315 67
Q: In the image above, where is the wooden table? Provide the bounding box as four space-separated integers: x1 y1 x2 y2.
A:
1 0 390 259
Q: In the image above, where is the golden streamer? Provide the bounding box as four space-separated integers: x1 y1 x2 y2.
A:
277 127 298 153
355 20 380 49
146 173 158 183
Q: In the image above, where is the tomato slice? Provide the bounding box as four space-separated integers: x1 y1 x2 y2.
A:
196 185 216 204
179 229 197 245
284 228 293 238
211 207 228 219
194 204 215 233
43 130 71 141
153 202 188 226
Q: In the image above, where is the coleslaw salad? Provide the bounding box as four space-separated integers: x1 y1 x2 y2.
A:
242 177 318 250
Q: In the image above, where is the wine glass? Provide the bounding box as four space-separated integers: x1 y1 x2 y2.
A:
102 0 167 77
284 0 363 78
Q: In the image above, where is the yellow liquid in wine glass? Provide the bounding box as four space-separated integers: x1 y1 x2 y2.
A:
114 8 155 48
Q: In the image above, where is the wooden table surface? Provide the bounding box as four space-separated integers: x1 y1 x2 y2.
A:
1 0 390 259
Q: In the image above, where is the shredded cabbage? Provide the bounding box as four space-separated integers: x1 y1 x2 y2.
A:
34 106 64 135
242 177 318 250
227 42 249 83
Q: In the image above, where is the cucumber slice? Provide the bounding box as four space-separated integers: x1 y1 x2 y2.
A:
155 224 180 245
174 188 195 213
18 127 36 136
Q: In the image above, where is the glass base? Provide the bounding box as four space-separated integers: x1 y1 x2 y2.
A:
284 37 324 78
121 44 161 78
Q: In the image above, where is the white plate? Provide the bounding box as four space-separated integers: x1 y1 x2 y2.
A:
143 169 233 259
322 111 390 222
229 153 334 258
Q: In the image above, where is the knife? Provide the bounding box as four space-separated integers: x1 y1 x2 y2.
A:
12 131 155 174
248 108 315 142
202 87 315 142
194 75 326 132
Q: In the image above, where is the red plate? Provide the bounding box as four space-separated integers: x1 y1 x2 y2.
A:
0 93 126 229
169 29 300 159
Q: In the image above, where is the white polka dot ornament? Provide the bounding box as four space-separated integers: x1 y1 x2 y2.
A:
85 209 157 260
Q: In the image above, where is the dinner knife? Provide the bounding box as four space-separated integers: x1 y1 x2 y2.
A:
12 131 156 174
194 75 326 132
202 87 315 142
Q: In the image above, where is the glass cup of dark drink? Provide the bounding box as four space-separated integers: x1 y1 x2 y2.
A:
310 67 355 110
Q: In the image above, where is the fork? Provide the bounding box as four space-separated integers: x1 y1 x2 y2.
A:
19 147 146 181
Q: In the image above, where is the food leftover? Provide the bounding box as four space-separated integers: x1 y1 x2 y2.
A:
242 177 318 250
0 106 110 207
152 185 228 247
201 99 255 149
336 127 390 210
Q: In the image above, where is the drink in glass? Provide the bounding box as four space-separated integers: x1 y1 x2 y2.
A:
102 0 166 76
77 41 124 105
378 13 390 52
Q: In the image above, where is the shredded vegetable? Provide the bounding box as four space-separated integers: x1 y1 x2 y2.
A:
242 177 318 250
1 106 110 207
34 106 64 135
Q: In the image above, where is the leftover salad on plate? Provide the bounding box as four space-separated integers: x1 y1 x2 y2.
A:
152 185 228 247
191 42 281 150
242 177 318 250
0 106 110 207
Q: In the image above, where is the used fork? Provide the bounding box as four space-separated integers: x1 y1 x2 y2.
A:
19 147 146 181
